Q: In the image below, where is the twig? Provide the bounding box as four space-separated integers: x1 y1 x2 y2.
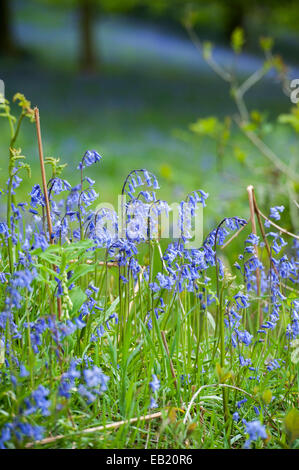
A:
252 190 298 293
220 218 249 250
25 411 162 448
238 65 270 98
256 207 299 240
252 190 272 257
34 107 62 320
247 185 262 324
69 259 119 268
34 108 53 242
185 25 232 83
236 118 299 182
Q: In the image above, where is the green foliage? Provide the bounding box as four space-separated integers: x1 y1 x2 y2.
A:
278 105 299 133
259 36 274 54
262 389 272 405
231 27 245 55
45 157 68 178
284 408 299 444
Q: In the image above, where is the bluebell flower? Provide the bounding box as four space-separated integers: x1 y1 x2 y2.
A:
234 292 250 309
59 360 81 398
254 406 260 416
83 366 109 391
180 374 191 387
149 374 160 392
286 300 299 340
78 150 102 170
244 420 267 449
77 384 96 403
237 398 248 409
239 355 251 367
150 397 158 409
0 222 9 238
29 184 45 208
19 364 29 378
269 205 284 221
266 359 281 371
48 178 71 196
25 385 51 417
0 421 44 448
245 233 259 246
0 272 8 284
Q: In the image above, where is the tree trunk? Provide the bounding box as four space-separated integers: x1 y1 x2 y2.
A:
0 0 18 56
78 0 97 72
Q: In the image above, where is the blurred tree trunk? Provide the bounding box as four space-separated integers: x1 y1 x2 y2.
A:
78 0 97 72
0 0 18 56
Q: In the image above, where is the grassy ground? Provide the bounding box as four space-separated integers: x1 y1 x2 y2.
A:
0 1 297 233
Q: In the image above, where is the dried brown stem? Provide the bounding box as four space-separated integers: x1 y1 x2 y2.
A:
252 189 298 293
256 207 299 240
25 411 163 447
34 108 53 240
247 185 262 324
220 218 249 250
34 107 62 320
69 259 119 267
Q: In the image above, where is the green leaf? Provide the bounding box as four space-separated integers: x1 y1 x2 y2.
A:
67 263 95 285
262 389 272 405
190 117 220 137
259 36 274 53
231 27 245 54
105 296 120 317
203 41 213 60
233 146 247 164
69 286 87 316
284 408 299 443
278 106 299 133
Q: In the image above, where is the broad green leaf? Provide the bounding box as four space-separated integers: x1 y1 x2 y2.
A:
105 296 120 317
67 263 95 285
262 389 272 405
69 286 87 316
190 117 220 137
284 408 299 443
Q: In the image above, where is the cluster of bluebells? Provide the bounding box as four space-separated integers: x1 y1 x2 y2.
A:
243 420 268 449
0 149 298 449
0 420 44 449
58 359 109 404
0 380 50 449
232 399 268 448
